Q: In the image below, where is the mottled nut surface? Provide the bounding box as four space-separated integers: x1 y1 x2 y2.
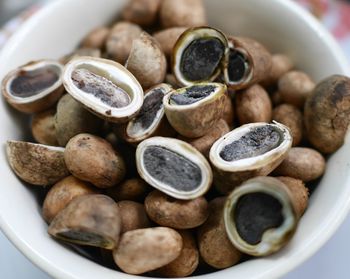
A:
145 190 209 229
122 0 162 26
274 147 326 182
113 227 183 274
235 84 272 125
81 26 110 49
42 175 97 223
279 71 315 108
155 230 199 277
118 200 151 233
304 75 350 154
106 178 150 202
106 22 142 64
154 27 187 59
31 109 58 146
64 134 126 188
272 104 303 146
198 197 242 269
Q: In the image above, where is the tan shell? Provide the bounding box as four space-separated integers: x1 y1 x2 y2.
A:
235 84 272 125
198 197 242 269
31 109 58 146
224 176 298 256
42 175 97 223
126 32 167 89
113 227 183 274
81 26 110 49
209 122 292 194
163 83 227 138
6 141 69 186
118 200 151 233
1 60 64 113
106 22 142 64
273 147 326 182
145 190 209 229
60 48 101 65
222 93 235 127
153 27 187 60
122 0 162 26
106 178 150 202
262 54 294 86
160 0 207 28
48 194 121 249
64 134 126 188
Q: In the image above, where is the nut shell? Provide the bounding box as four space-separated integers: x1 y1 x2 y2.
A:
262 54 294 86
106 178 150 202
122 0 162 26
81 26 110 49
31 109 58 146
118 200 151 233
154 27 187 60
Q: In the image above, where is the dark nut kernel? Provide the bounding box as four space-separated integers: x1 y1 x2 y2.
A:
145 190 209 229
81 26 110 49
118 200 151 233
122 0 162 26
31 109 58 146
64 134 126 188
273 147 326 182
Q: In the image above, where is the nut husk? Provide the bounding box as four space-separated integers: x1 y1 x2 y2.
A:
113 227 183 274
64 134 126 188
31 109 58 146
48 194 121 249
106 178 150 202
153 27 187 60
81 26 110 49
304 75 350 153
6 141 69 186
118 200 151 233
122 0 162 26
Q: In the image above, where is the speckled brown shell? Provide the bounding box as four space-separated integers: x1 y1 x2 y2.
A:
304 75 350 154
154 27 187 60
145 190 209 229
6 141 69 186
118 200 151 233
122 0 162 26
113 227 183 274
126 32 167 89
48 194 121 249
160 0 207 28
81 26 110 49
106 178 150 202
31 109 58 146
197 197 242 269
42 175 97 223
235 84 272 125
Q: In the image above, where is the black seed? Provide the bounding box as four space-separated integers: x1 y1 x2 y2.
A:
10 67 59 97
143 146 202 192
228 50 248 82
220 126 281 162
234 192 284 245
180 38 225 81
170 84 216 105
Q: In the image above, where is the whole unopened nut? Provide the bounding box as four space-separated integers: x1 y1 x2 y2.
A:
118 200 151 233
274 147 326 182
154 27 187 60
81 26 110 49
155 230 199 277
106 22 142 64
60 48 101 65
31 109 58 146
235 84 272 125
113 227 183 274
145 190 209 229
42 175 97 223
122 0 162 26
160 0 207 28
278 71 315 108
197 197 242 269
64 134 126 188
272 104 303 146
262 54 294 86
106 178 150 202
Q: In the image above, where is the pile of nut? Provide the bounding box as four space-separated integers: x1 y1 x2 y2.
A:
2 0 350 277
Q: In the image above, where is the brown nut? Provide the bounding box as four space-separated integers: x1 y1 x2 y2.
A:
126 32 167 89
106 22 142 64
81 26 110 49
272 104 303 146
31 109 58 146
198 197 242 269
55 94 103 146
48 194 121 249
106 178 150 202
64 134 126 188
273 147 326 182
304 75 350 154
178 119 230 158
165 74 180 88
222 93 235 127
118 200 151 233
145 190 209 229
276 176 309 218
42 175 97 223
271 90 282 106
60 48 101 65
278 71 315 108
153 27 187 60
6 141 69 186
122 0 162 26
235 84 272 125
160 0 207 28
155 230 199 277
113 227 183 274
262 54 294 86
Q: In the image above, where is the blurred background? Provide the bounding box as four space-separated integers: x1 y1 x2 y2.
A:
0 0 349 278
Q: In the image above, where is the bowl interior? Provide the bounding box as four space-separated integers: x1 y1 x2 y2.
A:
0 0 349 278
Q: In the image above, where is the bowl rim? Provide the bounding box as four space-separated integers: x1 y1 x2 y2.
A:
0 0 350 278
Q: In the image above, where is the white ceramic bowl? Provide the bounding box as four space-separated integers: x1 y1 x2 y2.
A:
0 0 349 278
